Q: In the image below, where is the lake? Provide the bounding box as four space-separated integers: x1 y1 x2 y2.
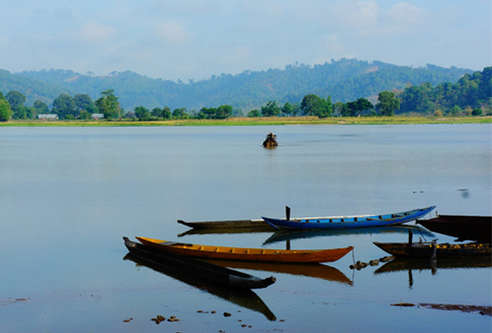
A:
1 124 491 332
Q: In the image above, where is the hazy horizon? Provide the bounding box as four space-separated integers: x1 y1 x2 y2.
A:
1 1 490 81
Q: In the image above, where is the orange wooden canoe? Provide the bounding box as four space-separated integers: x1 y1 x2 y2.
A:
136 236 353 263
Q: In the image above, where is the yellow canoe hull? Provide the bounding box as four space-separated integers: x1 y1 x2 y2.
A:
136 236 353 263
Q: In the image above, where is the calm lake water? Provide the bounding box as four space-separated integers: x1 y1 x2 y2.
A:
1 124 491 332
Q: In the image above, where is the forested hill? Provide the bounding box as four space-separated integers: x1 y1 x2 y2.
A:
1 59 471 110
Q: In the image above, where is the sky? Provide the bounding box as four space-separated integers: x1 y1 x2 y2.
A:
0 0 490 81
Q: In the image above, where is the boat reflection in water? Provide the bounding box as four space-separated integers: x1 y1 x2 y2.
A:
124 252 277 321
374 256 492 288
263 225 435 245
205 259 353 286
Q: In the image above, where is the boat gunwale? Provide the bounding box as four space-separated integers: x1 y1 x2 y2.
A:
135 236 354 263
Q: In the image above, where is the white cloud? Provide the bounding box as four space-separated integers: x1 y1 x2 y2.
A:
155 21 188 43
341 1 380 30
387 2 426 27
80 22 115 43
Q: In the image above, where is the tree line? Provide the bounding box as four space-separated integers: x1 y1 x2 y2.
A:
1 67 490 122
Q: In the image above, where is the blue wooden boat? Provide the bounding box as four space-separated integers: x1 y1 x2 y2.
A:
262 206 436 230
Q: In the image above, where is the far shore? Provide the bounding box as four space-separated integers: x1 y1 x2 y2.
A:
1 116 491 127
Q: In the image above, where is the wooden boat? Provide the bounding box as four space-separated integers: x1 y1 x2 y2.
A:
263 206 436 230
263 225 435 245
417 215 492 242
373 241 491 258
135 236 353 263
123 237 275 289
177 218 272 233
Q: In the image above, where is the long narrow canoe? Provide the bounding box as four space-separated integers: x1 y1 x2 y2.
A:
373 241 491 258
135 236 353 263
124 237 275 289
417 215 492 242
177 218 271 231
263 206 436 230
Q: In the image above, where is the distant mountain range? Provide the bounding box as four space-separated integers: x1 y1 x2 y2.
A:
0 59 472 111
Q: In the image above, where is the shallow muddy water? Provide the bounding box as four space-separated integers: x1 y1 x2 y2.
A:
1 124 491 332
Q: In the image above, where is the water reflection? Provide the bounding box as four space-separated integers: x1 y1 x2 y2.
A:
374 257 492 288
206 260 352 286
375 256 492 274
123 253 277 321
263 225 435 245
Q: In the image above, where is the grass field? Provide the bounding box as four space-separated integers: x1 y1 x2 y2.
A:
1 116 491 127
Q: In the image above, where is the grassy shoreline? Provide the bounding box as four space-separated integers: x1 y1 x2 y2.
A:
1 116 491 127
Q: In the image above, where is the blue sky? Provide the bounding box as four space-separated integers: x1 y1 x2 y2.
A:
0 0 490 80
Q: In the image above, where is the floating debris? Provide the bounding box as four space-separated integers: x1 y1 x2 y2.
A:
223 312 231 317
369 259 379 266
168 315 180 322
391 303 415 307
122 317 133 323
0 298 30 306
151 315 166 324
349 261 368 270
380 256 394 262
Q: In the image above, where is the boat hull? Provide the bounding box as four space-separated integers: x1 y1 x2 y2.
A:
373 241 491 258
135 236 353 263
123 237 275 289
417 215 492 242
263 206 436 230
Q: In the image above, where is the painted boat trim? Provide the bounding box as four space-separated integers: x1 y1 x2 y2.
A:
262 206 436 230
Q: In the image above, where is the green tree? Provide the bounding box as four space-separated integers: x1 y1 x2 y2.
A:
247 109 260 117
172 108 188 119
261 101 281 117
197 107 216 119
0 93 12 121
447 105 462 116
301 94 332 118
134 106 151 120
74 94 97 114
33 100 49 114
52 93 77 119
281 102 295 116
6 91 27 119
215 105 232 119
333 102 345 117
472 108 482 116
376 91 400 116
151 107 162 118
79 110 91 120
342 98 374 116
162 106 171 119
96 89 121 119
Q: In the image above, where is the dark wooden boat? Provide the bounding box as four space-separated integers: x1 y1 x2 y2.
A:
417 215 492 242
136 236 353 263
206 260 352 285
123 237 275 289
373 241 491 258
177 218 272 233
123 249 276 320
263 206 436 230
